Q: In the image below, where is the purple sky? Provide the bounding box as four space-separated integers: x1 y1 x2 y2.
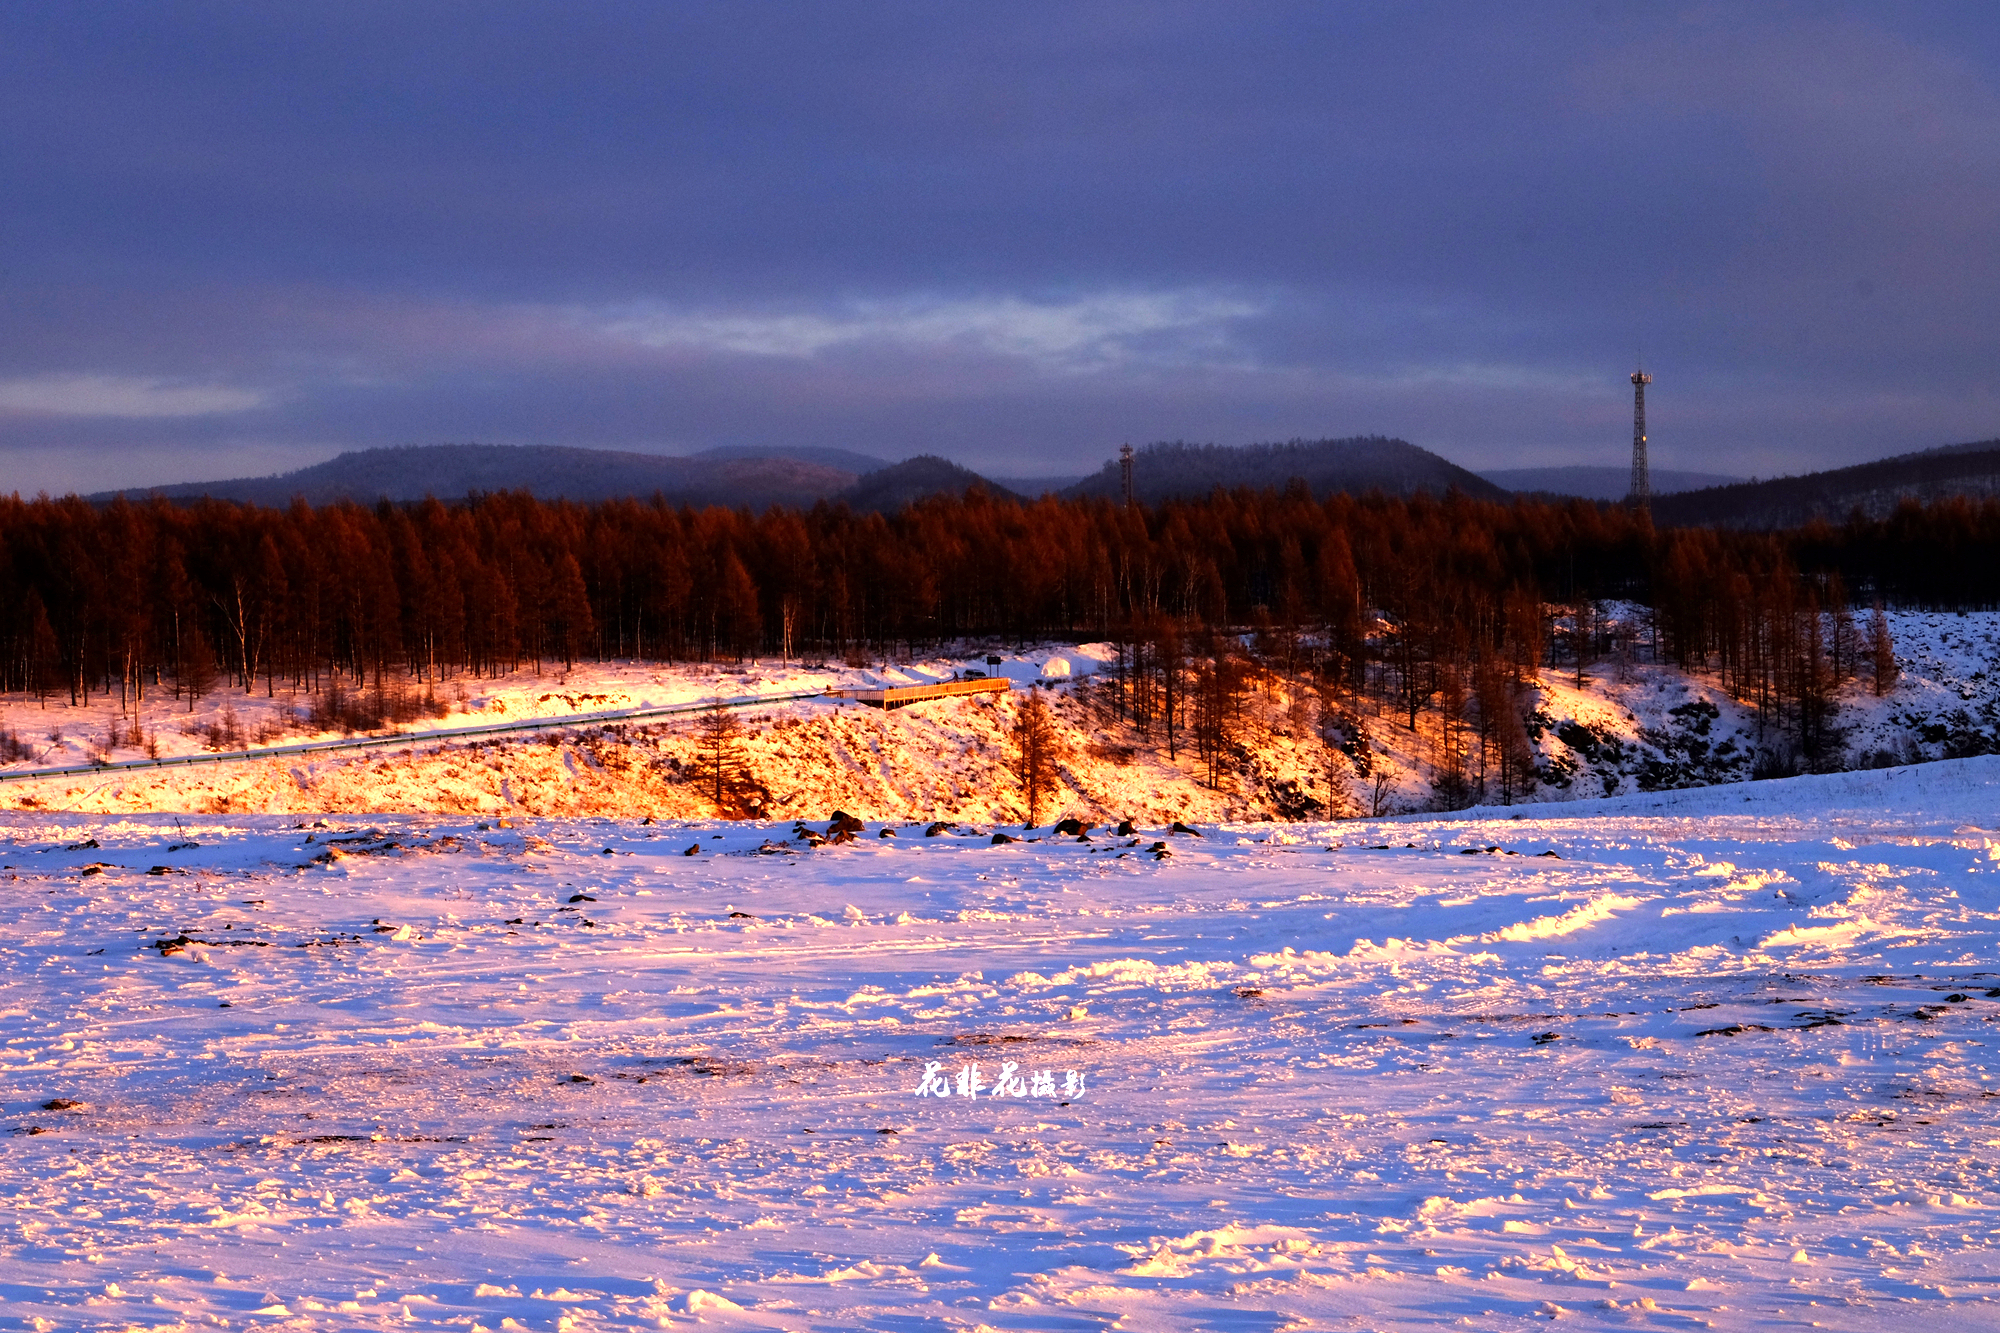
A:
4 2 1998 493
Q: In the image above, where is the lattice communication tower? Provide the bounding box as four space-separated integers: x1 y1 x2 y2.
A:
1629 368 1652 508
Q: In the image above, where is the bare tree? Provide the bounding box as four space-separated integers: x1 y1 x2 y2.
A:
1870 604 1899 696
1572 600 1599 689
1010 689 1067 825
1368 757 1400 818
780 595 799 665
694 702 752 815
22 590 59 708
180 622 219 714
1319 746 1362 819
1191 637 1245 790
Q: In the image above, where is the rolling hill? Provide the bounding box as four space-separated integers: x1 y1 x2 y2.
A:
1064 437 1508 504
94 443 864 509
837 456 1023 512
1651 439 2000 528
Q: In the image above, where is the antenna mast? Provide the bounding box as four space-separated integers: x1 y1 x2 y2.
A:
1628 368 1652 509
1119 443 1135 508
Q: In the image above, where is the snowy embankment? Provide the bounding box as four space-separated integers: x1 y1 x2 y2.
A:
0 608 1995 820
4 758 2000 1329
0 644 1341 823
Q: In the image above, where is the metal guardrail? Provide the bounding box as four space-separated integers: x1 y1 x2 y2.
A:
0 687 835 786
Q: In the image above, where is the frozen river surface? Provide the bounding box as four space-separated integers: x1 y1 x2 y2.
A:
5 760 2000 1330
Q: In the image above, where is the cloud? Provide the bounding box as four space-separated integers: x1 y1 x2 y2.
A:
0 374 268 418
584 289 1266 372
2 4 1996 491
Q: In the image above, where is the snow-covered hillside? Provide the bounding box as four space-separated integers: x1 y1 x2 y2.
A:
0 610 1995 821
4 759 2000 1329
1483 607 2000 805
0 643 1335 822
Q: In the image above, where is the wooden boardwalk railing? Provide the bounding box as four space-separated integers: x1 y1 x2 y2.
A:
826 677 1013 709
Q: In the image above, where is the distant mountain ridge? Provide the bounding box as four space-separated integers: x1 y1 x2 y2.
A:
1481 465 1745 500
91 436 2000 524
92 442 1024 512
1652 439 2000 528
95 443 865 509
1064 437 1506 503
90 436 1507 511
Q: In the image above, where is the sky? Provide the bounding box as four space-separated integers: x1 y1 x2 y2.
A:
4 1 1999 494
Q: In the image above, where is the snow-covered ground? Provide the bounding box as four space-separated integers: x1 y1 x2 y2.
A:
6 756 2000 1330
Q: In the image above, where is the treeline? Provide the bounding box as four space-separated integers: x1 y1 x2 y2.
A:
1 487 1996 755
